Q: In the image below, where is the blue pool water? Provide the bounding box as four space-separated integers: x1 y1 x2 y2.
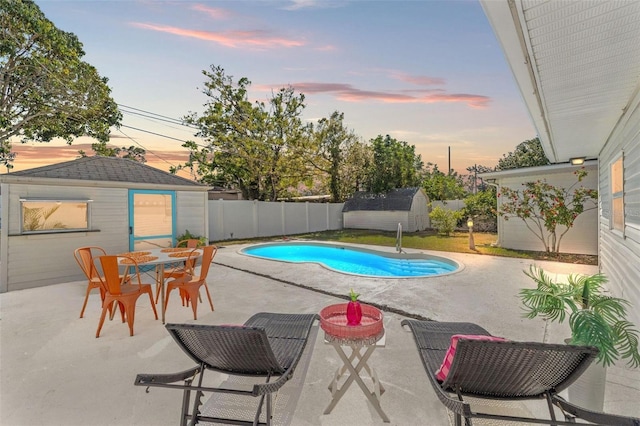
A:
241 242 460 278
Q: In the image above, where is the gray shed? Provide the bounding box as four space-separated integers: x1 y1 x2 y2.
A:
342 187 429 232
0 156 210 292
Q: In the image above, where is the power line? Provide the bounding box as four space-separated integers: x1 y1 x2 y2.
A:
120 124 191 143
117 127 178 169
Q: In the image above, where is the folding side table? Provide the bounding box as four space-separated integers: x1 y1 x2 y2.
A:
319 303 390 423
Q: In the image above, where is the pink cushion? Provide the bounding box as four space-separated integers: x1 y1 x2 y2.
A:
435 334 508 382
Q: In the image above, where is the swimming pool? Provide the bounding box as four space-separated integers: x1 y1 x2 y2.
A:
240 242 462 278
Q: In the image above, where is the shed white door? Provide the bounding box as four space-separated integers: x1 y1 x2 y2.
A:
129 190 176 250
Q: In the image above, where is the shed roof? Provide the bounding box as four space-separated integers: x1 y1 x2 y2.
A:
342 187 423 212
2 156 206 188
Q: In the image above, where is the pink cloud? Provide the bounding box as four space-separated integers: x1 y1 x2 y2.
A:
190 4 233 20
130 22 304 49
390 72 446 86
268 82 490 108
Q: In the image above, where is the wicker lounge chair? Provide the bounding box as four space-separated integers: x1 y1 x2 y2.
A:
135 312 318 426
401 320 640 426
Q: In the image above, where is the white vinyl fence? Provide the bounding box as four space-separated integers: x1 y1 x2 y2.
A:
208 200 344 241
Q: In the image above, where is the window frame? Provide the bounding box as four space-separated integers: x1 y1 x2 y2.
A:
610 153 624 236
19 198 93 235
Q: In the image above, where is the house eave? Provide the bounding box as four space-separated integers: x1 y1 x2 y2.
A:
0 175 212 191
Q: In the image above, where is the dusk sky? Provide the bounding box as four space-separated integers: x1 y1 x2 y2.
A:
11 0 537 176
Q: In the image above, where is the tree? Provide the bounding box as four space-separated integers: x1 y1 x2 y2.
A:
496 137 550 171
177 65 310 201
422 163 467 201
497 168 598 253
302 111 365 202
366 134 423 193
78 142 146 163
465 164 495 193
0 0 121 169
464 187 497 219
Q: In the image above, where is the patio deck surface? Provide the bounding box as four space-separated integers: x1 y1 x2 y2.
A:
1 242 638 425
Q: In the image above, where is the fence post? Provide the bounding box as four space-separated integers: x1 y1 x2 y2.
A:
281 201 286 236
253 200 259 238
218 199 225 240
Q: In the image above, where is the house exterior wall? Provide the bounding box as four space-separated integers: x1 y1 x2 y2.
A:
0 184 130 292
0 182 208 292
343 210 408 231
495 166 598 255
598 91 640 329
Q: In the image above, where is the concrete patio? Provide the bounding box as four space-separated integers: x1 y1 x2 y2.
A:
1 242 639 425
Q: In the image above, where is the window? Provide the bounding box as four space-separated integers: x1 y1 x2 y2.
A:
20 199 92 234
611 155 624 232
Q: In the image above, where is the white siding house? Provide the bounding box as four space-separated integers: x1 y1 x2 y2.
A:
0 156 209 292
481 0 640 328
343 187 429 232
482 162 598 255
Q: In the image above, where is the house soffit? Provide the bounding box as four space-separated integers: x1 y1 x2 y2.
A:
482 0 640 163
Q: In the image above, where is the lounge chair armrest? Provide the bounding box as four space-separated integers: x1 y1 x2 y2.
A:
552 394 640 426
134 367 201 387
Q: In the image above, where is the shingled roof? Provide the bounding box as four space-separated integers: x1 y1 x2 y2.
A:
4 156 205 187
342 187 423 212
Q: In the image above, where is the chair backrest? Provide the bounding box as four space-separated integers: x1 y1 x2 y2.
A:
74 246 107 280
95 255 138 295
166 323 285 375
442 339 598 398
194 245 217 281
176 239 201 248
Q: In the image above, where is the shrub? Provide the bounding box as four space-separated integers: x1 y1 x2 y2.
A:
429 206 464 236
176 229 208 246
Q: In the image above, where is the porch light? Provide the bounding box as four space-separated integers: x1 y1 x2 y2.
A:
570 157 586 165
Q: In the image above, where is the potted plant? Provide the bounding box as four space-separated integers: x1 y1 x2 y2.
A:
520 265 640 409
176 229 208 247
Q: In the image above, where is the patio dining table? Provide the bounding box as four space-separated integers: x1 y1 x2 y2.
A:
121 247 202 324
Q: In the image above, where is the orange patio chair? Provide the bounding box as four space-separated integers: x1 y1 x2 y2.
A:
163 245 216 320
74 246 110 318
155 238 202 304
94 255 158 337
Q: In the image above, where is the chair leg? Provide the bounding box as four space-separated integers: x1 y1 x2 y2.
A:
164 286 174 318
95 301 111 338
145 288 159 320
203 284 214 312
185 287 200 320
125 303 136 336
80 284 93 318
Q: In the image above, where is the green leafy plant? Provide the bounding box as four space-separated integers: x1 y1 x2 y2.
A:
429 205 464 236
521 265 640 367
176 229 208 247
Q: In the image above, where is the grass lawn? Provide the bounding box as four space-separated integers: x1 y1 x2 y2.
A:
220 229 598 265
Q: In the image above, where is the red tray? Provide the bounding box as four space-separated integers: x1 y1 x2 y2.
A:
320 303 384 343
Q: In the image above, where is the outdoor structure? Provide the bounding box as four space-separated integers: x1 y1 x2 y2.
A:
0 156 209 292
481 0 640 328
482 161 598 255
342 187 429 232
